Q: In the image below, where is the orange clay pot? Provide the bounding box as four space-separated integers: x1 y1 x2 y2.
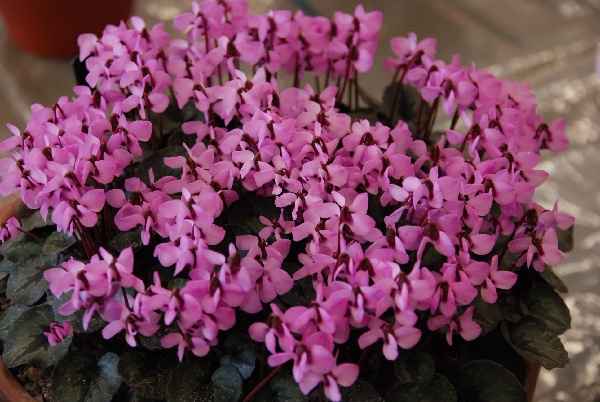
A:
0 0 134 58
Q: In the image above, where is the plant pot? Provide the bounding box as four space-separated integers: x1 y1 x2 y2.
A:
0 0 135 58
0 356 35 402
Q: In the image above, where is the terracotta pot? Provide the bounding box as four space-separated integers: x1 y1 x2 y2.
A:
524 359 542 402
0 0 134 58
0 356 35 402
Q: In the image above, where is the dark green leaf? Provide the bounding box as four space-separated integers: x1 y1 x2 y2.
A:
455 360 526 402
6 253 57 305
539 266 568 293
348 107 379 125
0 232 44 263
340 378 382 402
394 351 435 384
167 278 189 290
42 232 76 254
0 304 28 341
271 374 307 402
135 146 187 184
472 297 503 336
166 361 212 402
279 271 315 307
137 333 162 350
556 226 574 253
384 383 440 402
0 257 14 274
382 83 428 134
507 316 569 369
221 333 256 379
50 350 122 402
167 128 198 148
521 285 570 335
20 211 53 231
0 273 7 293
3 304 71 368
430 374 457 402
118 351 178 399
109 227 143 252
50 348 97 401
86 353 123 402
212 364 243 402
465 332 526 383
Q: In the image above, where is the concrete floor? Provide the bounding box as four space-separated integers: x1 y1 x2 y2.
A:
1 1 599 400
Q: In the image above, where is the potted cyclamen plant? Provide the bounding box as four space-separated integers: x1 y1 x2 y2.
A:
0 1 574 401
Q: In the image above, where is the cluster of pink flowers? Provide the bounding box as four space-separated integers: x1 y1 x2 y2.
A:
0 1 573 400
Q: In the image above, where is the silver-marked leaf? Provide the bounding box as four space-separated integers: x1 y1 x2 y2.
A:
42 232 76 254
472 297 503 336
20 211 52 232
0 232 44 262
109 227 143 252
507 316 569 370
539 266 568 293
3 304 71 368
394 352 435 384
521 285 570 335
50 348 96 401
7 253 58 305
0 304 28 341
271 374 308 402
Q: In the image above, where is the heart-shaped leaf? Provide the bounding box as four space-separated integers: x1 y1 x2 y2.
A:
7 253 58 305
50 348 96 401
0 304 28 341
430 374 457 402
118 351 178 400
50 350 122 402
20 211 53 232
271 374 308 402
538 266 568 293
221 333 256 379
394 351 435 384
0 232 44 263
109 227 143 252
505 316 569 369
212 364 243 402
520 285 570 335
166 361 212 402
42 232 76 254
455 360 526 402
472 296 503 336
384 383 441 402
3 304 71 368
340 378 382 401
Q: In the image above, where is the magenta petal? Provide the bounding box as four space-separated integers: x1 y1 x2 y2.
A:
332 363 359 387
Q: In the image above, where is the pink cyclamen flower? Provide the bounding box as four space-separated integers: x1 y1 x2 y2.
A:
0 216 20 243
45 321 73 346
427 306 481 346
